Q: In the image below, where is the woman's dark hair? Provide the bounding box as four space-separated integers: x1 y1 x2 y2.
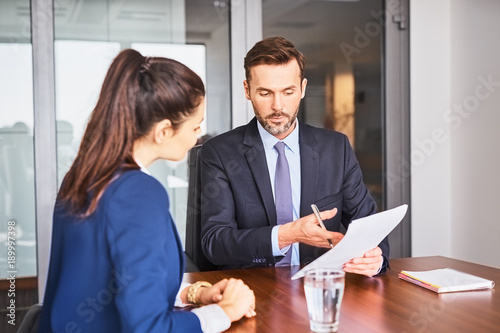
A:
58 49 205 216
244 36 306 83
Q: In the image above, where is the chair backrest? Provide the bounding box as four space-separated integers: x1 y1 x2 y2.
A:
185 145 218 272
16 304 42 333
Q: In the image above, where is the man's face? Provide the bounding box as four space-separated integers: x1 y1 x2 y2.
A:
244 60 307 140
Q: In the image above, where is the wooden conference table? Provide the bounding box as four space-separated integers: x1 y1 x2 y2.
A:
183 256 500 332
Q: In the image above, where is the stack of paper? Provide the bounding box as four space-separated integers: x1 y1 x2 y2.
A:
291 204 408 280
398 268 495 293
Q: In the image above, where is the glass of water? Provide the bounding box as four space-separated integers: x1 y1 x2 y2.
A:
304 268 345 332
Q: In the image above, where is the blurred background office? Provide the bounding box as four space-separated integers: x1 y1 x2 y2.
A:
1 0 499 330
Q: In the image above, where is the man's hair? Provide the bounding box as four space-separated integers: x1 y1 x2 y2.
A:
244 36 306 82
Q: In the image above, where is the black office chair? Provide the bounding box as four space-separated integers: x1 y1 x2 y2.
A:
184 145 218 272
16 303 42 333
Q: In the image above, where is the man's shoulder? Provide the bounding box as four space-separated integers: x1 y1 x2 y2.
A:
300 123 348 143
211 124 247 141
203 122 252 151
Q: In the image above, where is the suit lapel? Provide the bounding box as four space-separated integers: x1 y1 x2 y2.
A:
299 122 319 217
298 123 320 264
242 118 277 225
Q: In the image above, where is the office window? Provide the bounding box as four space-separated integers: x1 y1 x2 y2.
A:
0 1 37 279
263 0 385 210
54 0 230 246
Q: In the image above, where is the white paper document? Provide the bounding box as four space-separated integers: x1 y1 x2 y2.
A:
291 204 408 280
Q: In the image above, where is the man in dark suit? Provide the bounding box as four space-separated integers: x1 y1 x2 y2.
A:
200 36 389 276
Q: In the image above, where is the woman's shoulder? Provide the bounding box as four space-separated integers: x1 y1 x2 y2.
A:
106 169 167 200
98 169 170 225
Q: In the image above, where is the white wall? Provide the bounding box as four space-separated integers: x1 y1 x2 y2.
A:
411 0 500 268
448 0 500 267
410 0 452 258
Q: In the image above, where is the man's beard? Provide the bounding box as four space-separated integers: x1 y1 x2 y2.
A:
255 109 298 136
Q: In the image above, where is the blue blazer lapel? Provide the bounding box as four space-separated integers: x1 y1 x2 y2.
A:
171 217 185 280
242 118 278 226
299 122 319 217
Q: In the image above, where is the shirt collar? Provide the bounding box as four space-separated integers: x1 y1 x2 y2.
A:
257 118 300 154
134 158 151 175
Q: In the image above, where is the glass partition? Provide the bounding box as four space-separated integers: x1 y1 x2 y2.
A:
0 0 37 279
0 1 39 330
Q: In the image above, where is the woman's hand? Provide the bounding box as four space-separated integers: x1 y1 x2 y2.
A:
196 279 229 305
217 278 256 322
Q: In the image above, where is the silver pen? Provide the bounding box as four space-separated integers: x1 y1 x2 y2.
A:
311 204 334 248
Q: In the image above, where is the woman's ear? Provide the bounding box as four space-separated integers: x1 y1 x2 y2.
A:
154 119 173 144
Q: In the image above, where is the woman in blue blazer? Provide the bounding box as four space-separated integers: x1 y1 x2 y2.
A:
39 49 255 333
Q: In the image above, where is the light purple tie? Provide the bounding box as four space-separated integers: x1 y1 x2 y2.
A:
274 141 293 266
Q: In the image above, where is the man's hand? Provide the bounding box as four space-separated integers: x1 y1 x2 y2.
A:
343 247 383 277
278 208 343 249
